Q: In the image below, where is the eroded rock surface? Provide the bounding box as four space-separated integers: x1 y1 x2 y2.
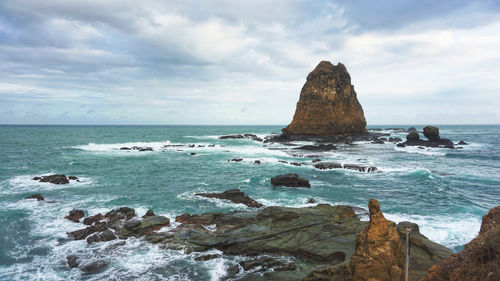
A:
282 61 366 136
196 189 263 208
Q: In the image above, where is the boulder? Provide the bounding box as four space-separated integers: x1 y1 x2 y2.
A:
34 174 70 184
314 162 342 170
196 189 263 208
420 205 500 281
406 132 420 142
80 259 109 274
25 194 44 201
282 61 367 136
65 210 85 223
271 174 311 188
407 127 418 132
423 126 440 141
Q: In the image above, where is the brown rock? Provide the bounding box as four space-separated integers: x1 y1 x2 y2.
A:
25 194 44 201
83 214 104 225
420 206 500 281
282 61 367 136
271 174 311 188
423 126 440 141
304 199 405 281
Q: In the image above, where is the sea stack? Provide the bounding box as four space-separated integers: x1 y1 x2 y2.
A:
282 61 367 136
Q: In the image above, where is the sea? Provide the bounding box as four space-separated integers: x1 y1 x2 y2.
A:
0 125 499 280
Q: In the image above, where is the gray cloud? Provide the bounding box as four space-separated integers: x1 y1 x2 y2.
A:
0 0 499 124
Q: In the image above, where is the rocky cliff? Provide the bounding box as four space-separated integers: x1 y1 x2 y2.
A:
282 61 367 136
420 205 500 281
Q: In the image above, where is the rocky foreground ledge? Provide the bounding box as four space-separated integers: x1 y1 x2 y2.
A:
62 199 456 280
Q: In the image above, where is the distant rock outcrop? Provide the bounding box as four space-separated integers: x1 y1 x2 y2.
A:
420 205 500 281
282 61 367 136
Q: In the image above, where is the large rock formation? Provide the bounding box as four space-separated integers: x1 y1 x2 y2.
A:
304 199 406 281
420 206 500 281
282 61 367 136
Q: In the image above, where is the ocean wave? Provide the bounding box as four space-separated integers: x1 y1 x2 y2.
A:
394 146 447 156
72 141 172 153
1 174 94 195
385 212 481 250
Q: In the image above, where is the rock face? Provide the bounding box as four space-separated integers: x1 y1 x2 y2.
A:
195 189 263 208
421 205 500 281
305 199 406 281
282 61 367 136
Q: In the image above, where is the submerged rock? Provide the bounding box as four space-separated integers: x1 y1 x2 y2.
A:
196 189 263 208
271 174 311 188
25 194 44 201
421 205 500 281
282 61 367 135
80 259 109 274
66 255 80 268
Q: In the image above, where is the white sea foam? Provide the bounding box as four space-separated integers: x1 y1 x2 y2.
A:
1 174 94 194
73 141 172 153
385 212 481 249
394 146 447 156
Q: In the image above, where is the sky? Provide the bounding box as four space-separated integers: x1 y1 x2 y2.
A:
0 0 499 125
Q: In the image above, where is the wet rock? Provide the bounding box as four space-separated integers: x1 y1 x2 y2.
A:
68 176 79 180
308 198 316 204
194 254 222 261
142 209 155 218
208 144 215 147
407 127 418 132
423 126 440 141
86 229 117 244
406 132 420 141
312 159 321 163
80 259 109 274
68 222 107 240
228 158 243 162
65 210 85 223
342 164 378 173
83 214 104 225
389 137 402 142
196 189 263 208
33 174 70 184
282 61 366 135
67 255 80 268
188 144 195 148
120 147 131 150
219 134 262 141
105 207 136 222
421 205 500 281
114 215 170 239
278 160 288 164
25 194 44 201
294 144 337 151
190 152 196 156
271 174 311 188
290 162 302 166
313 162 342 170
458 140 468 145
254 160 261 165
371 139 385 144
239 257 288 271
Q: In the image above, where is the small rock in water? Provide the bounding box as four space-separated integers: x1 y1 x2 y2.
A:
80 259 109 274
290 162 302 166
228 158 243 162
458 140 468 145
308 198 316 204
66 255 80 268
143 209 155 218
190 152 196 156
196 189 263 208
194 254 221 261
312 159 321 163
271 174 311 188
65 210 85 223
254 160 261 165
34 174 70 184
25 194 44 201
314 162 342 170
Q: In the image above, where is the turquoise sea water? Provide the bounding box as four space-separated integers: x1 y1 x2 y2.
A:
0 125 499 280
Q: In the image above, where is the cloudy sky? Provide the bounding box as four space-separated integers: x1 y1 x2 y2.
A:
1 0 499 125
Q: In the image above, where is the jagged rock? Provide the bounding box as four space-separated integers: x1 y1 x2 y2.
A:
25 194 44 201
314 162 342 170
86 229 117 244
83 214 104 225
219 134 262 141
68 222 107 240
142 209 155 218
342 164 378 173
271 174 311 188
421 206 500 281
80 259 109 274
194 254 221 261
282 61 366 136
65 210 85 223
105 207 136 222
294 144 337 151
423 126 440 141
33 174 70 184
305 199 405 281
239 257 294 272
196 189 263 208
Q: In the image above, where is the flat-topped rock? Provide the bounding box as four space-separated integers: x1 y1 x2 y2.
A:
196 189 263 208
271 174 311 188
